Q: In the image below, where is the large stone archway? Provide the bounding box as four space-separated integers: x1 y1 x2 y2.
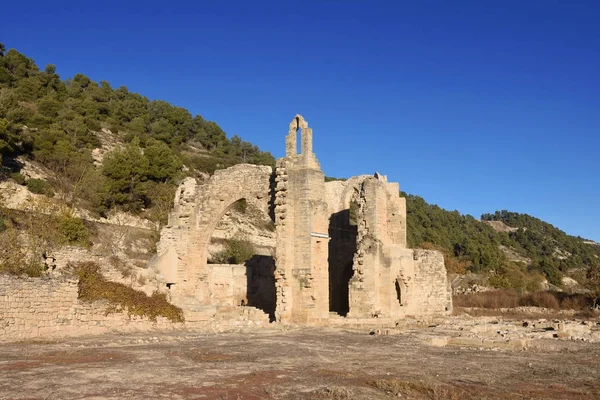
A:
155 164 273 305
155 114 452 322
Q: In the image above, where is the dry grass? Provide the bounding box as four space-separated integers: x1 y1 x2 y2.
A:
453 290 593 311
453 290 519 308
74 261 184 323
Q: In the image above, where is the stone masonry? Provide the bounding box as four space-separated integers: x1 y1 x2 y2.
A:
0 274 269 342
155 114 452 322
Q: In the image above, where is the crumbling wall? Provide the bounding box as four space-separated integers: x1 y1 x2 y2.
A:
411 250 453 314
0 274 270 342
153 113 451 323
0 275 179 341
155 164 273 305
347 176 450 318
209 264 248 306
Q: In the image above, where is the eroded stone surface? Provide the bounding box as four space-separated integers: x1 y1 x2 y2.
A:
155 114 452 324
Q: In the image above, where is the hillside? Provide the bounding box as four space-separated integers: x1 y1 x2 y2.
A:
0 44 276 277
405 193 600 290
0 44 274 224
1 44 598 295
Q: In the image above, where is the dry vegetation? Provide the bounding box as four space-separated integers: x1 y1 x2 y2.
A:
0 202 91 276
74 261 184 322
453 290 597 319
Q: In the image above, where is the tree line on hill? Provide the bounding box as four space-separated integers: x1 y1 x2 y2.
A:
0 44 274 223
406 193 600 290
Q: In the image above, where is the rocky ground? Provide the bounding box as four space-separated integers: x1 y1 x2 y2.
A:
1 319 599 400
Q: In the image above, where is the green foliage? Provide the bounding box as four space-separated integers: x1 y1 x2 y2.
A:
57 213 90 246
26 178 55 197
75 262 184 322
488 263 543 292
404 192 506 272
0 46 275 222
482 210 600 286
209 238 255 264
144 140 182 182
233 198 248 214
406 196 600 287
325 176 347 182
10 172 26 185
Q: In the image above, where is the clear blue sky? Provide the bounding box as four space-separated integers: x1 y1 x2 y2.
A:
2 1 599 241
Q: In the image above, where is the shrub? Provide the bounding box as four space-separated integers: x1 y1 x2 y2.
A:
233 198 247 214
519 291 560 309
10 172 26 185
26 178 54 197
559 293 591 310
488 263 543 292
57 213 90 246
453 290 519 308
0 217 44 277
75 262 184 322
454 290 595 311
209 238 255 264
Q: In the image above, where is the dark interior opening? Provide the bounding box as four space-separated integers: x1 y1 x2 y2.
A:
328 208 357 316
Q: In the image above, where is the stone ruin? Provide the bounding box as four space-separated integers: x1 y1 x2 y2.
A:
155 114 452 323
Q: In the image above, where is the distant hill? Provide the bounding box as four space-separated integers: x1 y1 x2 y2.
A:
405 192 600 289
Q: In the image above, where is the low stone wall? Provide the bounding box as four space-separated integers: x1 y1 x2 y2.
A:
209 261 276 317
0 274 269 342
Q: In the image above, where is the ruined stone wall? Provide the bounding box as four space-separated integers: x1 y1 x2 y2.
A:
346 176 450 318
0 275 181 342
209 265 249 306
0 274 270 342
155 164 272 305
410 250 453 315
152 113 451 323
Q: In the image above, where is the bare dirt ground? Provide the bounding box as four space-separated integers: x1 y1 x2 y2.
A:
1 326 599 400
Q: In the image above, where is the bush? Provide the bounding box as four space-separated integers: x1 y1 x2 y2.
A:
57 213 90 246
209 238 255 264
454 290 594 311
488 263 543 292
519 292 559 309
233 198 247 214
75 261 184 322
453 290 519 308
10 172 26 185
0 217 44 277
26 178 54 197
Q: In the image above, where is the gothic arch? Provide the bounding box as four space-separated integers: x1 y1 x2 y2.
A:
156 164 273 302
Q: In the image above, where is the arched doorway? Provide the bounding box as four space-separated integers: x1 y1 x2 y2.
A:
155 164 275 310
207 198 276 320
